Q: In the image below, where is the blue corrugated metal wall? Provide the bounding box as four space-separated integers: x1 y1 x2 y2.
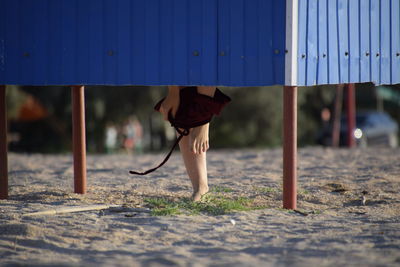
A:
218 0 285 86
297 0 400 86
0 0 286 86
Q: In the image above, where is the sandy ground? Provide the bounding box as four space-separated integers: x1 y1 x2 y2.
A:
0 147 399 267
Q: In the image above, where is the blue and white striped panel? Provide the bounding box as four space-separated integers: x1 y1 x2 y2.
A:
293 0 400 86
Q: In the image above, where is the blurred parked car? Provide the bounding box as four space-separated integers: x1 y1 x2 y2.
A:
317 111 399 148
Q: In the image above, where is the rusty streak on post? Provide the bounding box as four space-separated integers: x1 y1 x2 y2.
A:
72 86 87 194
283 86 297 210
0 86 8 199
346 84 356 148
332 84 344 147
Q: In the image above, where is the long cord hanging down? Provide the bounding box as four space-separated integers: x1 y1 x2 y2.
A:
129 128 189 175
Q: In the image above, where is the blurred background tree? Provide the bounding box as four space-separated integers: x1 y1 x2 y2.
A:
5 83 400 153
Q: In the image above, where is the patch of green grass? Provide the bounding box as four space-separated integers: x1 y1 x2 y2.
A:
151 206 181 216
144 198 181 216
144 193 267 216
144 198 171 208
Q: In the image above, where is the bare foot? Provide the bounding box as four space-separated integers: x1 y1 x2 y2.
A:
189 123 210 154
192 186 209 202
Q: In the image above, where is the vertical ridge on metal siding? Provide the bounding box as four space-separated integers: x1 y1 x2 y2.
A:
61 0 78 84
317 0 328 85
297 0 307 85
7 0 20 83
244 0 258 85
306 0 318 85
172 0 188 85
359 0 370 83
116 0 132 84
380 0 391 84
229 0 245 85
144 0 160 85
47 0 62 84
217 0 231 84
370 0 380 84
327 0 340 84
348 0 360 83
392 0 400 84
32 0 48 85
0 0 5 81
337 0 349 84
131 0 145 85
159 0 173 85
103 0 118 84
88 0 103 84
201 0 218 85
259 0 274 85
76 1 90 84
19 0 35 84
272 0 286 85
188 0 202 85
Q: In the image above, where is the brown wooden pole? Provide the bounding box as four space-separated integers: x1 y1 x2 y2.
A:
332 84 344 147
71 85 87 194
283 86 297 209
346 83 356 148
0 85 8 199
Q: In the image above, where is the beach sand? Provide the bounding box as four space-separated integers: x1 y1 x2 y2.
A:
0 147 399 266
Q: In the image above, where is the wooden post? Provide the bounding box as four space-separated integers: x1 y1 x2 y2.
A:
283 86 297 210
0 85 8 199
332 84 344 147
71 86 87 194
346 83 356 147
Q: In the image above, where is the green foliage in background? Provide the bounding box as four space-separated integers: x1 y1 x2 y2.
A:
5 83 400 153
211 86 283 148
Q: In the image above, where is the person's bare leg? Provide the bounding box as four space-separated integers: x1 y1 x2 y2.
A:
178 132 209 201
189 86 216 154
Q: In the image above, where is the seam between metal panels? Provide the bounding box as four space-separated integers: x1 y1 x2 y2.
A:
379 0 381 85
186 0 189 85
368 0 372 82
157 0 161 85
216 0 219 85
316 0 320 85
336 0 341 83
358 0 361 82
171 0 175 84
347 0 350 82
327 0 330 84
242 0 245 86
305 0 309 85
389 0 392 84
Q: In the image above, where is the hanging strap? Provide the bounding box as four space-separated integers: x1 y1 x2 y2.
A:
129 128 189 175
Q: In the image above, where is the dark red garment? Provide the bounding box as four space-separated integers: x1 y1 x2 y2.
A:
130 87 231 175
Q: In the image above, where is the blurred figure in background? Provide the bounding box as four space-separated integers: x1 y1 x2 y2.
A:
104 122 118 154
122 116 143 154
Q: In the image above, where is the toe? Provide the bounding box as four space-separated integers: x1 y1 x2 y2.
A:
191 140 197 154
197 142 202 154
202 142 207 153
